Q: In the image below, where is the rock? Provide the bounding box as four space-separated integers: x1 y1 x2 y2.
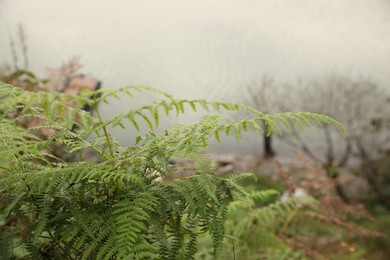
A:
338 168 371 202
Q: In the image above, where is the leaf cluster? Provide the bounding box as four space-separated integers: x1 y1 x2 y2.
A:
0 82 344 259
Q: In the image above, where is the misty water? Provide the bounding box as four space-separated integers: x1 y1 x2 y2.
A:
1 0 390 157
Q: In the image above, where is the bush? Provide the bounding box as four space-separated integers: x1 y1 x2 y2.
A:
0 82 343 259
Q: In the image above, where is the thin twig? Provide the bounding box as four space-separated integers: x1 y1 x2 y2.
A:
278 207 299 237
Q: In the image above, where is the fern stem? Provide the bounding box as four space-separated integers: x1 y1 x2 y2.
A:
80 138 103 157
47 230 70 258
93 103 114 159
232 241 236 260
0 165 15 173
278 207 299 237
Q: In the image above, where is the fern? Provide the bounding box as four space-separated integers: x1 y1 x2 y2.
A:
0 82 344 259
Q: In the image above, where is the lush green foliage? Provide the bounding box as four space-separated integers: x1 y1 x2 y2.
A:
195 189 312 260
0 82 344 259
195 170 387 259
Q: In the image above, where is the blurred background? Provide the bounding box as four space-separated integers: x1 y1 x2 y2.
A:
1 0 390 259
1 0 389 153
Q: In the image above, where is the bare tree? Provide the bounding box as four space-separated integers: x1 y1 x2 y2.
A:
244 74 389 203
280 75 390 202
244 75 286 158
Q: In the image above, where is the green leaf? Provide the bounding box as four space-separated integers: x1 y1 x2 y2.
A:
225 125 232 136
198 100 209 111
214 129 221 143
189 101 197 112
234 124 241 142
129 117 140 131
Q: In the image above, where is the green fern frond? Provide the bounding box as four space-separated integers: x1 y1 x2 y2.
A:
251 190 281 203
99 95 345 139
0 82 344 259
